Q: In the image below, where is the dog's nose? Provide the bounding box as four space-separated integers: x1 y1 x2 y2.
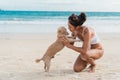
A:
67 32 69 35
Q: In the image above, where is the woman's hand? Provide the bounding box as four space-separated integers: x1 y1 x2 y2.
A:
62 36 71 48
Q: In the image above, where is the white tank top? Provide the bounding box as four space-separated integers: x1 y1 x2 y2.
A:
78 27 100 44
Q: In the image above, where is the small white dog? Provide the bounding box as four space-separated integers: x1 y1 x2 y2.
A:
35 26 79 72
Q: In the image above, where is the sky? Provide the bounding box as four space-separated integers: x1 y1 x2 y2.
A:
0 0 120 12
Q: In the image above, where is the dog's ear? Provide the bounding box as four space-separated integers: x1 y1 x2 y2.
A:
57 29 63 38
57 29 62 34
57 27 67 35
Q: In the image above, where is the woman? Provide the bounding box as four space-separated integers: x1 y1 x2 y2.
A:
62 12 104 72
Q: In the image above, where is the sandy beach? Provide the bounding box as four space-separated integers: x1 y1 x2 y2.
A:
0 33 120 80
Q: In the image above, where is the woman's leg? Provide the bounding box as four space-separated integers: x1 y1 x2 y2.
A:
73 49 104 72
83 49 104 72
86 49 104 59
87 58 96 72
73 54 88 72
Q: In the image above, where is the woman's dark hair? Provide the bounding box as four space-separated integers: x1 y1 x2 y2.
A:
68 12 86 27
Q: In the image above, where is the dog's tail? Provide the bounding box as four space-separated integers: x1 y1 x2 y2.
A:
35 58 42 63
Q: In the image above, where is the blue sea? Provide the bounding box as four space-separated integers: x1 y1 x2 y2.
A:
0 10 120 33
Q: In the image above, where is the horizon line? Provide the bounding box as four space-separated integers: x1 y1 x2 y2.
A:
0 9 120 13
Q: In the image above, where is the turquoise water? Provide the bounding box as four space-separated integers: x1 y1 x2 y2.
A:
0 10 120 33
0 11 120 21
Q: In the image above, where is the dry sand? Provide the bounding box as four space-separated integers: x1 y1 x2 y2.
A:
0 33 120 80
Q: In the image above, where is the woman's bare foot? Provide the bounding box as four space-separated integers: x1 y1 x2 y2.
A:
86 58 96 72
88 64 96 73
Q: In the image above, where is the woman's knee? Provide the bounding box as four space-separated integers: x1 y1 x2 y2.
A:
73 54 88 72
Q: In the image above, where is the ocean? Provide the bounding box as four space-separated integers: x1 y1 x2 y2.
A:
0 10 120 34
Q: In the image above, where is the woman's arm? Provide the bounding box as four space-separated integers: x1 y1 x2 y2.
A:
81 28 91 54
62 28 91 55
65 44 84 53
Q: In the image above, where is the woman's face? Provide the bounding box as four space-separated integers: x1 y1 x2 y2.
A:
68 22 75 32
